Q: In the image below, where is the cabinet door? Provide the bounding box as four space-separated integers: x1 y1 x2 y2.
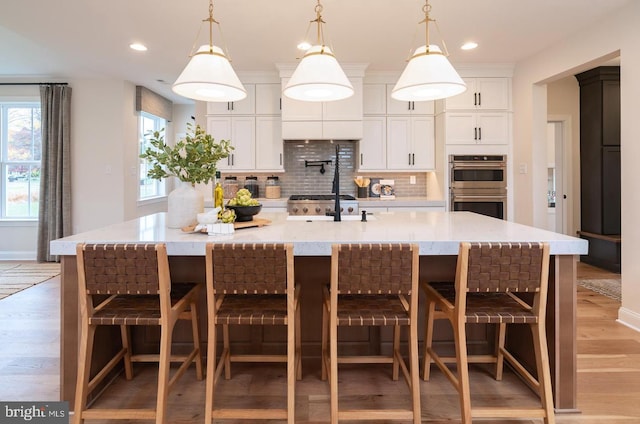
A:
363 84 386 115
323 78 363 120
229 117 255 170
207 117 233 169
255 116 283 171
206 84 256 115
280 78 323 121
444 113 476 144
255 84 281 115
386 117 412 169
359 117 386 170
476 78 509 110
411 116 435 170
206 116 255 170
386 85 415 115
444 78 477 110
476 113 509 144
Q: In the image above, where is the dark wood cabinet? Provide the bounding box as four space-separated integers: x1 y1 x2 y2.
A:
575 66 621 272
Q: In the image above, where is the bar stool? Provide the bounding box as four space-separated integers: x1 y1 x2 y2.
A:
73 243 203 424
321 243 421 424
204 242 300 424
421 241 554 423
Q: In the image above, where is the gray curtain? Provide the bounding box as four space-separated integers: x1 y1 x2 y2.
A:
37 84 72 262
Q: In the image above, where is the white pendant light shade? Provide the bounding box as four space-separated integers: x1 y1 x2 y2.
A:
392 45 466 102
172 45 247 102
284 45 354 102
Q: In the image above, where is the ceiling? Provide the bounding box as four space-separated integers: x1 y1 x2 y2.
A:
0 0 628 104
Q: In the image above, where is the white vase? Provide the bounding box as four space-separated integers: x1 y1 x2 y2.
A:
167 181 204 228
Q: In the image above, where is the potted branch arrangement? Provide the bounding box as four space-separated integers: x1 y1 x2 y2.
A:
140 123 233 228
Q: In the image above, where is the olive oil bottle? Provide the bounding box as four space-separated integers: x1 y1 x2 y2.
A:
214 171 224 209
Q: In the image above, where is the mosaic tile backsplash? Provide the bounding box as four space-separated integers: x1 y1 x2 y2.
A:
217 140 427 199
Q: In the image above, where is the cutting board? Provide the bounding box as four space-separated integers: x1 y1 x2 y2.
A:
182 218 271 233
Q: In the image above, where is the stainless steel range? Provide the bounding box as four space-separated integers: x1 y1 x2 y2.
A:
287 195 359 216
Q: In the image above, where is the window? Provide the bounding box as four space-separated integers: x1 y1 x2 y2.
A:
139 112 166 200
1 102 41 219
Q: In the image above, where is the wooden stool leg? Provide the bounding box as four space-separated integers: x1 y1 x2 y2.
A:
287 310 296 424
204 317 217 423
409 317 421 424
223 324 231 380
532 323 556 424
454 319 472 424
155 323 173 424
321 301 328 381
495 322 506 381
296 300 302 381
392 324 400 381
74 324 96 424
190 300 204 380
422 298 436 381
120 324 133 380
329 314 338 424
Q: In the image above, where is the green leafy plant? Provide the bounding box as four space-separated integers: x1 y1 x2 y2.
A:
140 123 233 185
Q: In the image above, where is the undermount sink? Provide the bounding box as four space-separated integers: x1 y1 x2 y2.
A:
286 215 376 222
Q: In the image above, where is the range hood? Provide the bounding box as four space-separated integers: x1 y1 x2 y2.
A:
282 121 363 140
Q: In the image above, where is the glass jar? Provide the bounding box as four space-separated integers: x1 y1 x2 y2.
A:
244 176 260 199
265 176 281 199
222 176 238 199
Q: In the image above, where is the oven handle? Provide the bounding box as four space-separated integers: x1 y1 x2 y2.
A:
451 194 507 201
451 163 506 169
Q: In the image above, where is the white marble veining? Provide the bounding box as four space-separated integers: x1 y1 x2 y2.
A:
50 211 588 257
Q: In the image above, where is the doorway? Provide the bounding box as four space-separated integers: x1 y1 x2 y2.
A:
546 120 568 234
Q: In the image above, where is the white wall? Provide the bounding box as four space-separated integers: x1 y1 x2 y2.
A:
512 1 640 330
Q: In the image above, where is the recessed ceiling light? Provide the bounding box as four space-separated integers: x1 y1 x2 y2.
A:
129 43 148 52
461 42 478 51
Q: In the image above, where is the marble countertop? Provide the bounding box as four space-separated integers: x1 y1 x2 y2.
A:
50 211 588 257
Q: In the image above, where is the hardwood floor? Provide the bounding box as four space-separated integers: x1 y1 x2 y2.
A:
0 262 637 423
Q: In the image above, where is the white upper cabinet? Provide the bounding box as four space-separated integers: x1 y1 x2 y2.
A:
206 116 256 171
255 116 283 171
444 112 510 145
255 84 282 115
358 117 387 170
386 116 435 170
445 78 510 110
206 84 256 115
363 84 386 115
386 85 434 115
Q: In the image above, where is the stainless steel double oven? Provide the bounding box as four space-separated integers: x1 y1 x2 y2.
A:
449 154 507 220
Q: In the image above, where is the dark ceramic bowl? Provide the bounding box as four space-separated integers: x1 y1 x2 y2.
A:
226 204 262 222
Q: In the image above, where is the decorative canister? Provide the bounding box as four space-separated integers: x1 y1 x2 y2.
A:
265 176 281 199
222 176 238 199
244 176 260 198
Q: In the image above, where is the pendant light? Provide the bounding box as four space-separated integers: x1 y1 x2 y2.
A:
172 0 246 102
283 0 353 102
392 0 466 102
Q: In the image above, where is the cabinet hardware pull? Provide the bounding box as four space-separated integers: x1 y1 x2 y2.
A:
478 127 482 140
474 127 478 140
478 92 481 106
412 153 415 165
279 98 282 110
408 153 411 165
280 153 283 166
231 154 234 166
474 93 477 106
361 153 363 165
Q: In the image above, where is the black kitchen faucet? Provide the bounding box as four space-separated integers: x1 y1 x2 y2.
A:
332 144 341 222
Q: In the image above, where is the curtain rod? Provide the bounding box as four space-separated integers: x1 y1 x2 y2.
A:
0 82 68 86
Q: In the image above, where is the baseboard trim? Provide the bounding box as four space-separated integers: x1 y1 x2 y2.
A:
0 251 37 261
617 307 640 333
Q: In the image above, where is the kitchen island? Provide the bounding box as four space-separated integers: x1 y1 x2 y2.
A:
51 211 587 412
